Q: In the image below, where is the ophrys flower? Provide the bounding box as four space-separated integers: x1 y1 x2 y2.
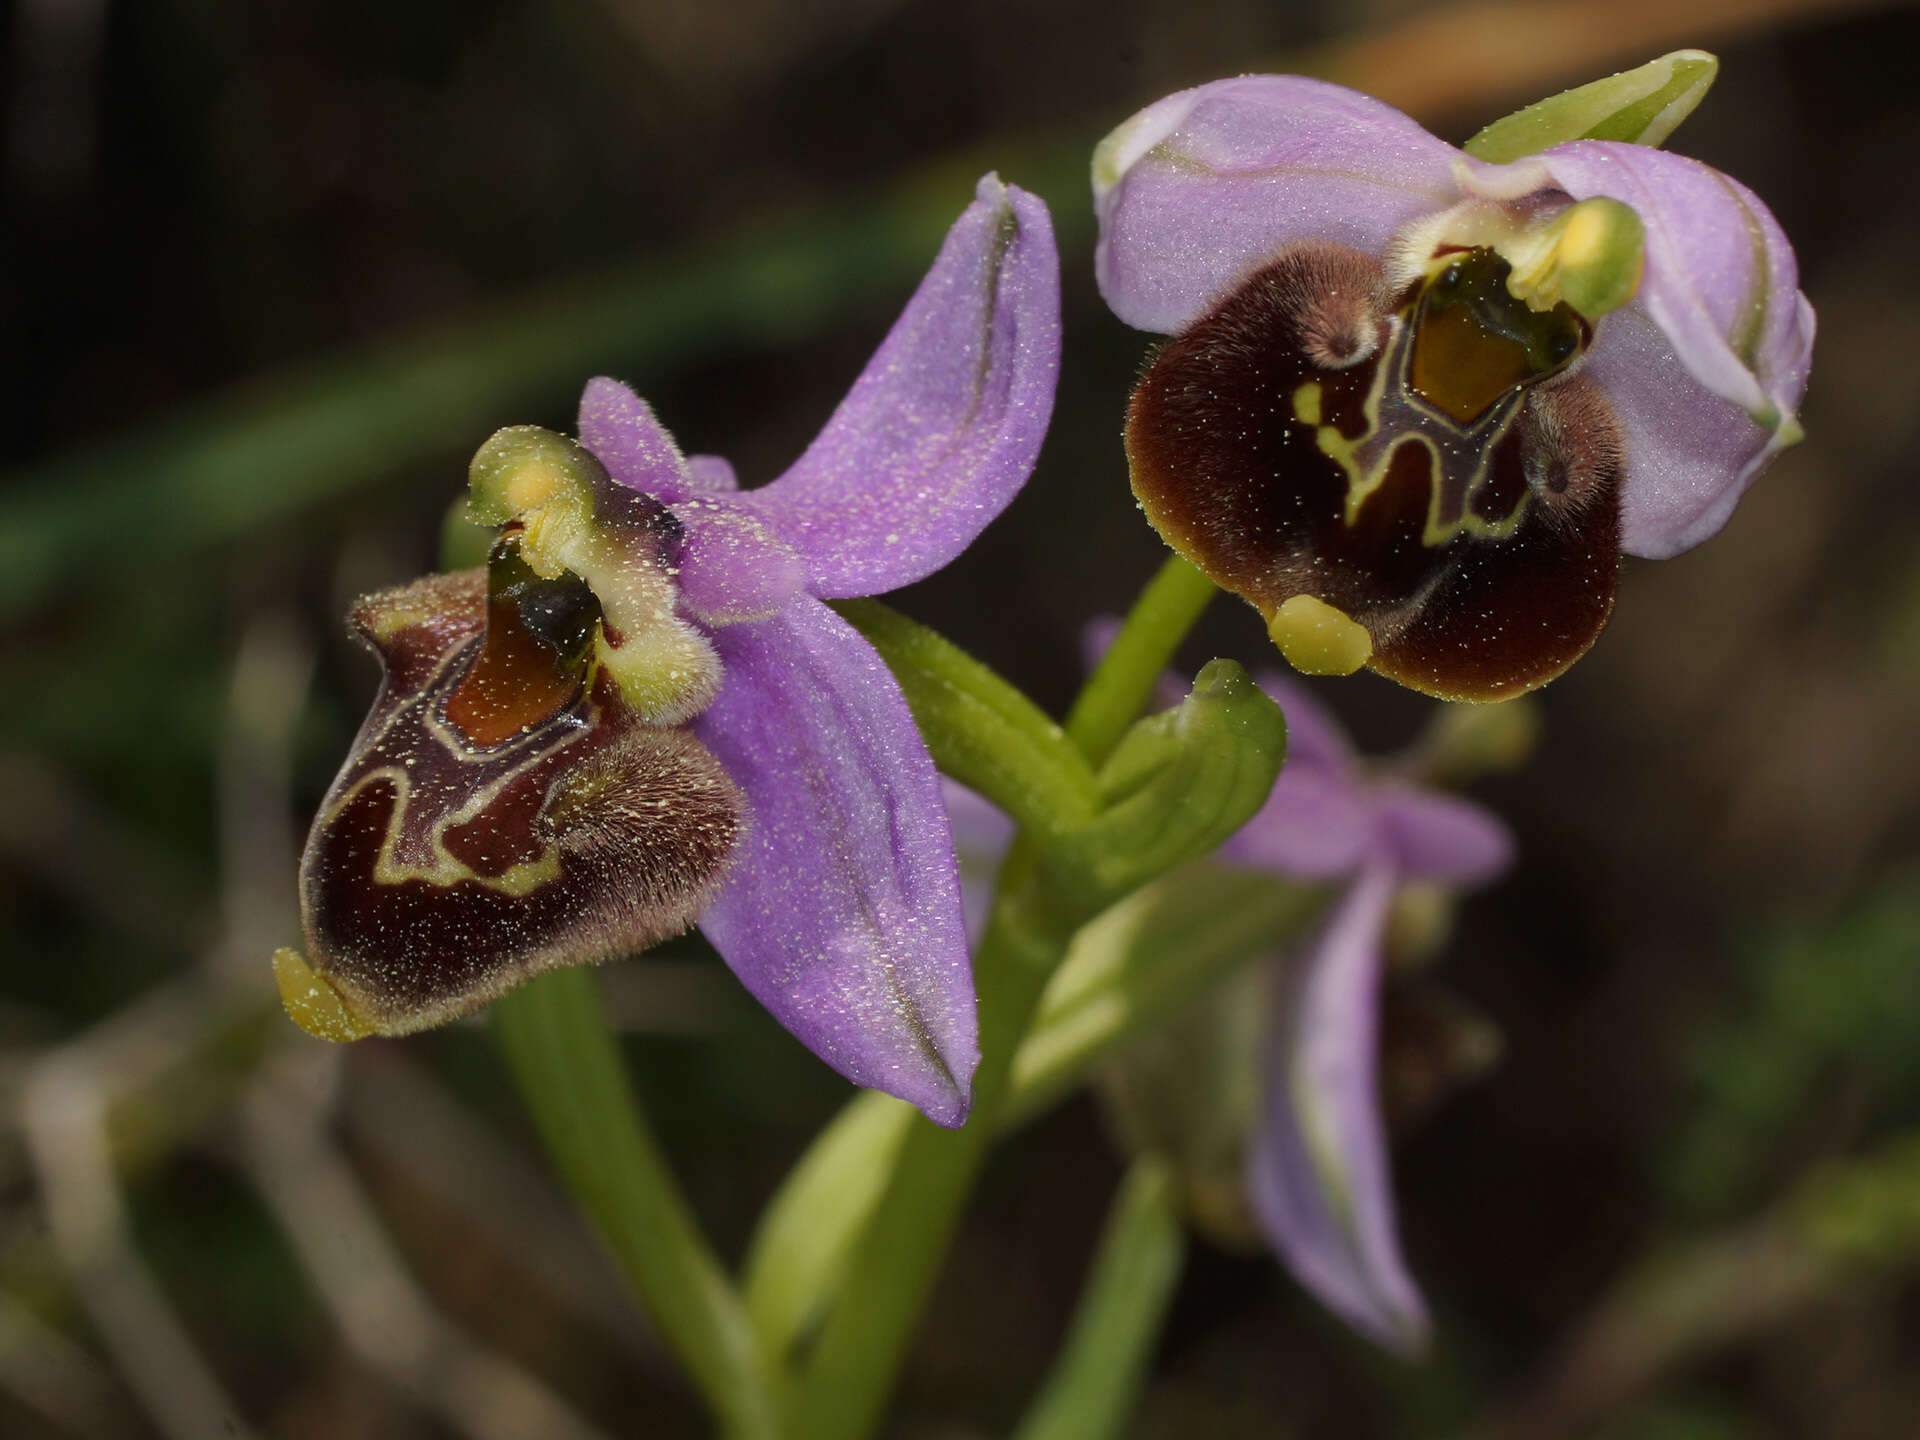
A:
1096 73 1813 698
278 175 1061 1127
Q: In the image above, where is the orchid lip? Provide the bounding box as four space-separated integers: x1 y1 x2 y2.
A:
1126 239 1622 701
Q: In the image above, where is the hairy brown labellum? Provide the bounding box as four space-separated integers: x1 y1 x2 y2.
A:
1126 241 1623 700
284 542 744 1038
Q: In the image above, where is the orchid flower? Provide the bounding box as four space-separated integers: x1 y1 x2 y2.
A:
276 175 1060 1127
1095 74 1813 699
1230 674 1510 1353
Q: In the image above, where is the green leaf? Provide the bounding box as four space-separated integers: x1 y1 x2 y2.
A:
741 1091 915 1371
1463 49 1719 164
491 971 780 1439
1097 961 1269 1182
784 556 1230 1440
739 869 1323 1366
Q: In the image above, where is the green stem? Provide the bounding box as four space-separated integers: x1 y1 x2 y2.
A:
1013 1159 1186 1440
492 969 781 1440
788 550 1220 1440
743 1091 916 1371
1064 554 1216 766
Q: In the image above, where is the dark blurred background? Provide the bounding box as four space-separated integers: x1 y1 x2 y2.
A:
3 0 1918 1436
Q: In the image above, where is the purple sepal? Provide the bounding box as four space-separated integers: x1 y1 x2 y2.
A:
670 502 807 626
1248 672 1353 772
746 174 1062 598
1229 680 1509 1351
1219 673 1514 886
575 384 805 622
693 595 979 1127
1223 764 1376 881
577 377 699 503
1375 786 1514 885
1248 862 1430 1354
684 454 739 492
1094 76 1457 335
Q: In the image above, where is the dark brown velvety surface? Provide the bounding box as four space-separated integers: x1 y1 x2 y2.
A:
1125 243 1622 700
301 568 742 1031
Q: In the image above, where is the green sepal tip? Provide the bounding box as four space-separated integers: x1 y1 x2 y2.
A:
1463 48 1719 164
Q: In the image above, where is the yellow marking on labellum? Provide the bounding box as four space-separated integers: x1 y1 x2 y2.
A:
1314 377 1531 549
1426 458 1531 545
274 947 374 1042
1310 340 1392 518
1268 595 1373 676
331 609 592 787
1309 252 1579 550
324 764 569 897
311 619 588 900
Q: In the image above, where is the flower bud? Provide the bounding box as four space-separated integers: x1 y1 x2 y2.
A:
1099 963 1270 1251
1050 660 1286 908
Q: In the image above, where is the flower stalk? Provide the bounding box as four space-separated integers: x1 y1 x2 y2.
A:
1063 554 1217 764
491 969 780 1439
1012 1158 1186 1440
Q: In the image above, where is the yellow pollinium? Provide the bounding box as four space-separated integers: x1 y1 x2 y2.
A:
273 948 374 1042
1267 595 1373 676
1502 196 1645 319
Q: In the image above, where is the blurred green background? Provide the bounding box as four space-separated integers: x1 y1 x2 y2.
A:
4 0 1918 1436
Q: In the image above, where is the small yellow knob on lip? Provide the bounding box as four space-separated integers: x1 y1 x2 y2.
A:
1267 595 1373 676
272 947 375 1042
